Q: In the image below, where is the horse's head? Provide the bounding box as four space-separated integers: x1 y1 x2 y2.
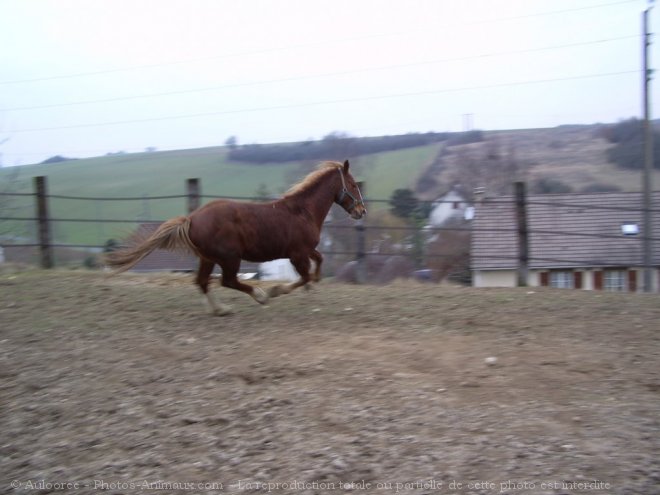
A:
335 160 367 220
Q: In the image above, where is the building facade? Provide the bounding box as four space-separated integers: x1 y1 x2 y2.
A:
471 191 659 292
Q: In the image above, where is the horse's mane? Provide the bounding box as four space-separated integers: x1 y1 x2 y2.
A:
284 161 342 197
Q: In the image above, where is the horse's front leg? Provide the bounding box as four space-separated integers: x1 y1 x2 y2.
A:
268 254 311 298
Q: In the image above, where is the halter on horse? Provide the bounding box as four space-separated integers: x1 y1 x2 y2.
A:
336 166 365 218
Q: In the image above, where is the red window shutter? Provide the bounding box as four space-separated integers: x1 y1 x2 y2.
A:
540 271 549 287
594 271 603 290
628 270 637 293
574 271 583 289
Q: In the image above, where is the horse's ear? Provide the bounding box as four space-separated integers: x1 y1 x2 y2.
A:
343 159 350 173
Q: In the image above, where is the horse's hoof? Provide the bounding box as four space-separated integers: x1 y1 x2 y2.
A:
268 285 283 298
213 304 233 317
252 287 269 305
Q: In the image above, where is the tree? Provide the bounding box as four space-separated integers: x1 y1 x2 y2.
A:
320 131 356 160
224 136 238 149
532 178 573 194
227 132 448 163
388 188 429 268
389 188 419 219
254 183 272 201
103 239 120 253
426 217 471 284
447 129 484 146
41 155 71 164
603 118 660 170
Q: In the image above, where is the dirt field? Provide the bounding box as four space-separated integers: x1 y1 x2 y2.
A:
1 269 659 495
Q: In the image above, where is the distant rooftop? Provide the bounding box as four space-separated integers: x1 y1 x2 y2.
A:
472 191 660 270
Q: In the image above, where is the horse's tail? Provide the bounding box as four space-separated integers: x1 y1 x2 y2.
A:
105 216 198 273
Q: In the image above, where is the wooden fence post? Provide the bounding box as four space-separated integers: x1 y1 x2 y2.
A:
514 181 529 287
34 176 53 269
186 178 200 214
355 181 366 284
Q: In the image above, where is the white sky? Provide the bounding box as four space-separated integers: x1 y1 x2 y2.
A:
0 0 656 165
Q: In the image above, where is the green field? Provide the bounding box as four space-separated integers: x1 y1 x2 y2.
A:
0 144 441 246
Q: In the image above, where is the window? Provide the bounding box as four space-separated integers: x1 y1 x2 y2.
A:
550 271 573 289
603 270 626 292
621 223 639 236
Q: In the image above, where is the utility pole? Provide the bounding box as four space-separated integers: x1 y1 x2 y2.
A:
642 7 654 292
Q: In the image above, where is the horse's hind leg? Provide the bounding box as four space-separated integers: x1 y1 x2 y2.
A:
219 258 269 305
269 254 311 298
310 249 323 283
196 259 232 316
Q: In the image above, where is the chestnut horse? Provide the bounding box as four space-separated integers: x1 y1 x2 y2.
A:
106 160 366 315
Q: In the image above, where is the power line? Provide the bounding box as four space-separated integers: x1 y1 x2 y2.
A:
9 70 639 134
0 0 639 86
0 35 638 113
481 0 639 22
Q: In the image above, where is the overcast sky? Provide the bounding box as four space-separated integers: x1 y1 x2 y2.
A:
0 0 656 165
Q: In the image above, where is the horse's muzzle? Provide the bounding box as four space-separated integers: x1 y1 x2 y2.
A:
351 206 367 220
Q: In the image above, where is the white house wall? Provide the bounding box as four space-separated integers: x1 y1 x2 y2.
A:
473 270 517 287
474 269 593 289
429 190 467 227
474 268 659 292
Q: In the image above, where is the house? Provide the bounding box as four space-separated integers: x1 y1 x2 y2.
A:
471 191 660 292
259 258 298 281
428 187 471 227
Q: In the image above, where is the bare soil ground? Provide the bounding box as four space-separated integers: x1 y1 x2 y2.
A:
1 269 659 495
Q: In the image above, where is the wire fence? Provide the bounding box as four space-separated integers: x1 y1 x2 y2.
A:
0 178 658 288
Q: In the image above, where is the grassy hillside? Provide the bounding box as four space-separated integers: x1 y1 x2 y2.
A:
435 125 660 197
0 143 441 246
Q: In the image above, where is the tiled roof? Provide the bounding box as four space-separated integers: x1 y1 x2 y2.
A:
471 191 660 270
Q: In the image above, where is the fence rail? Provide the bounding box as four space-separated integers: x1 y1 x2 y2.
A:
0 177 657 289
